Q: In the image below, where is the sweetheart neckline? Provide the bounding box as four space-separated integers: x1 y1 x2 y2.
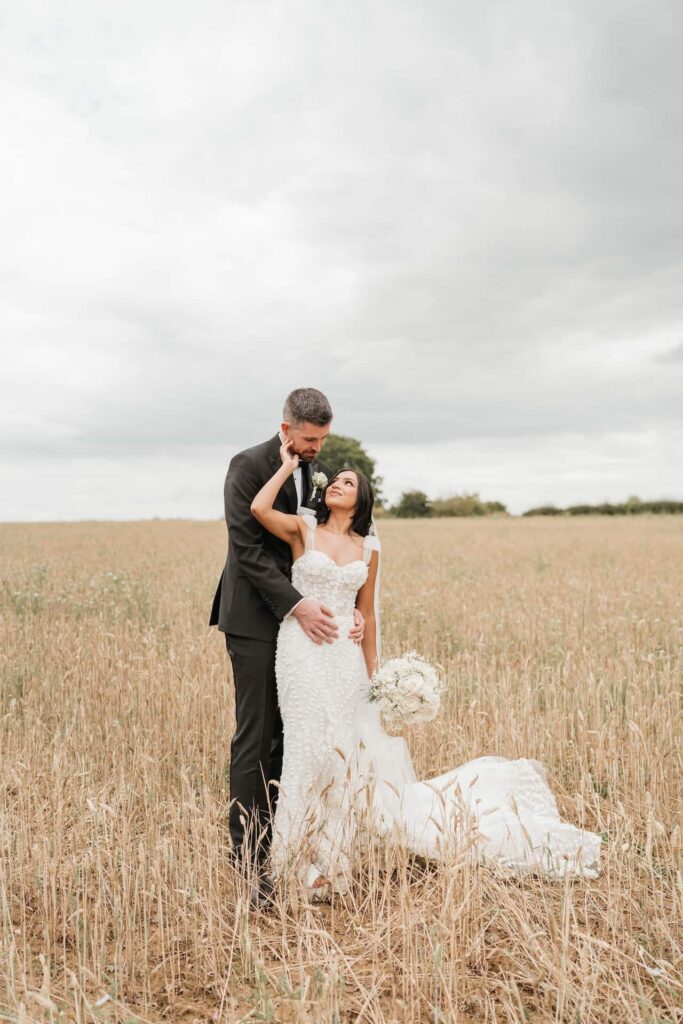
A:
293 550 367 571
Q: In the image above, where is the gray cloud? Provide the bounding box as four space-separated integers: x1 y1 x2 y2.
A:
1 0 682 517
653 342 683 364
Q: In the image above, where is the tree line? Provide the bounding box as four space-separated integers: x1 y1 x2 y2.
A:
521 498 683 516
387 493 683 519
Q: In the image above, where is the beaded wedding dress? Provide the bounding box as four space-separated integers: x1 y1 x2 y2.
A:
269 518 601 894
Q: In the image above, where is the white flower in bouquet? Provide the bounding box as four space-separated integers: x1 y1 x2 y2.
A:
369 651 444 725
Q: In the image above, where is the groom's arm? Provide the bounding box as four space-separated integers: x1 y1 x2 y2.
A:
225 453 303 621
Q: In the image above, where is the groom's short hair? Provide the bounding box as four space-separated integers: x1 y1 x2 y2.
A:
283 388 332 427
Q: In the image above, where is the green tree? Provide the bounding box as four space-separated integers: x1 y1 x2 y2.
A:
321 433 383 502
392 490 432 518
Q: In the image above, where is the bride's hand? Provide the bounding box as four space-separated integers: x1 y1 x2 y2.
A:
280 438 300 471
349 607 365 645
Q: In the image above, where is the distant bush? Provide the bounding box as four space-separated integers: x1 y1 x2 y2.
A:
522 505 564 517
387 490 508 518
484 500 508 514
432 492 508 517
391 491 432 518
645 500 683 514
567 504 613 516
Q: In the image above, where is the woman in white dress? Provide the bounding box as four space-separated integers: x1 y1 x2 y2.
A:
251 441 601 900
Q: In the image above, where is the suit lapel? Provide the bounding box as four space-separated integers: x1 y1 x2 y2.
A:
283 472 298 512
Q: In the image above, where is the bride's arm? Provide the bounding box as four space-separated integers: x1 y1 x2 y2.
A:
356 550 379 677
250 441 306 557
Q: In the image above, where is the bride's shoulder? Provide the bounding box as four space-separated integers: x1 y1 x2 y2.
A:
362 532 381 552
351 530 380 566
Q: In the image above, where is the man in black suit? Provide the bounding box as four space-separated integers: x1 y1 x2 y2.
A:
210 387 364 902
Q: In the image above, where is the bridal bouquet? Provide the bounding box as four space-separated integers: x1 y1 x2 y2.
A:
369 651 444 726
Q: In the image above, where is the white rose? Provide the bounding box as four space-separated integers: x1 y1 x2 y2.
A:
404 673 425 693
401 692 423 713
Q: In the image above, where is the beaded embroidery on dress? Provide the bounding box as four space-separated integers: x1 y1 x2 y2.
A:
269 517 601 893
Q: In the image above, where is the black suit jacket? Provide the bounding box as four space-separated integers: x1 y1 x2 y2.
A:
209 433 331 641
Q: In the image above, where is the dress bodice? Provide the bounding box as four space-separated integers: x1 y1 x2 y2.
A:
290 515 375 618
291 550 368 619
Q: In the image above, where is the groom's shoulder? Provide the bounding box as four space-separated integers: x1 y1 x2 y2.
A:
229 435 278 472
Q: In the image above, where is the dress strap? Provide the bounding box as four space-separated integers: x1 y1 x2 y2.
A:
363 532 380 565
302 511 317 553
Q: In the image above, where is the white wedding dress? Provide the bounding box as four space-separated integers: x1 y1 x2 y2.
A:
270 518 601 892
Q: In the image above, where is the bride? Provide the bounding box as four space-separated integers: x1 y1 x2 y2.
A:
250 441 601 900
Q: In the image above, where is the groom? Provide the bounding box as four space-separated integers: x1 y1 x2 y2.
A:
210 387 364 902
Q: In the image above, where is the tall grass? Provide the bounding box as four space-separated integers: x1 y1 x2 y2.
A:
0 518 680 1022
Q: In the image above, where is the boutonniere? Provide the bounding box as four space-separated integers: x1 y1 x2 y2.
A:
310 471 328 502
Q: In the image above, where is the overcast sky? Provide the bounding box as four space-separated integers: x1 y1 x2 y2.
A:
1 0 681 520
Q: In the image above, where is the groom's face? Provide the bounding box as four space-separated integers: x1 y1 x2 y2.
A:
281 420 331 462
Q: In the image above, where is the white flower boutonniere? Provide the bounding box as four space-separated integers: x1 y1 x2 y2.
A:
310 471 328 502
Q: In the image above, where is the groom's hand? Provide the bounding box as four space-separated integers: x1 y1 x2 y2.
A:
349 608 365 645
293 598 339 644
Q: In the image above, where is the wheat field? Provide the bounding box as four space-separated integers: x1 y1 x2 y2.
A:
0 517 681 1023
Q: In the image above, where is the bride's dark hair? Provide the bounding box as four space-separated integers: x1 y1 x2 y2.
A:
316 467 375 536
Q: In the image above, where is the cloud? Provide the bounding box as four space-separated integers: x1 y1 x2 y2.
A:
653 342 683 364
1 0 681 517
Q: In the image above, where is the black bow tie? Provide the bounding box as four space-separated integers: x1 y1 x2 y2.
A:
299 459 311 498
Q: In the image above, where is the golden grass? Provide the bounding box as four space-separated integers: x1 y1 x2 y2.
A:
0 517 681 1023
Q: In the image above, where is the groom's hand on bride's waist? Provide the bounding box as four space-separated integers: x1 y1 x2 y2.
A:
292 598 339 645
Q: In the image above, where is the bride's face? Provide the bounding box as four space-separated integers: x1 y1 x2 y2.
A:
324 471 358 513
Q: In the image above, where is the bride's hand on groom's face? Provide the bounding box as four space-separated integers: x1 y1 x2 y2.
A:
280 438 300 471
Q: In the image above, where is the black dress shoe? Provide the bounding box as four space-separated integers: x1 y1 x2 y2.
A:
249 872 277 912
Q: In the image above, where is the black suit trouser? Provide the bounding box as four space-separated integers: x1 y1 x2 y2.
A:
225 633 284 865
